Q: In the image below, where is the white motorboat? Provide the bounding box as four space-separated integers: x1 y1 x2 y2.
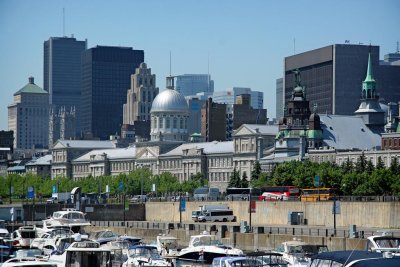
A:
366 231 400 254
48 240 112 267
156 234 180 257
10 226 38 249
122 245 171 267
31 227 73 250
177 231 243 263
101 239 132 267
0 220 10 239
274 239 328 266
1 257 59 267
41 209 90 233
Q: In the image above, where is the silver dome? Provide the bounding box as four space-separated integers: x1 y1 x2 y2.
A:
151 89 188 113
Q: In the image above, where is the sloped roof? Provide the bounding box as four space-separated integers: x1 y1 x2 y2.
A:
26 154 52 166
319 114 381 150
14 78 47 96
161 141 234 157
73 146 136 162
54 140 116 149
241 124 279 135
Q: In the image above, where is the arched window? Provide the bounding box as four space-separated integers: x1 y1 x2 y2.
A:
180 118 183 129
166 117 170 128
159 117 163 128
173 117 177 128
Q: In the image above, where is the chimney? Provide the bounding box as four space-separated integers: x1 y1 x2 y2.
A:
28 77 34 84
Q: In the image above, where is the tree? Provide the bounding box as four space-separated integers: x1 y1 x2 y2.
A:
354 152 367 173
240 172 249 188
251 161 261 181
390 157 400 175
365 159 375 175
376 156 385 170
228 168 241 188
341 158 353 173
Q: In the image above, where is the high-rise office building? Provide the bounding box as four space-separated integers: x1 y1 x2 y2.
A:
8 77 49 149
201 98 227 142
176 74 214 97
123 63 159 124
276 78 283 120
43 37 87 133
187 97 206 136
81 46 144 140
213 87 264 109
284 44 400 116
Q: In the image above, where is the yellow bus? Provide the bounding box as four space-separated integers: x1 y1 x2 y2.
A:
300 188 337 201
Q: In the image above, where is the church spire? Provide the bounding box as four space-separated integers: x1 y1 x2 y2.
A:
362 53 377 99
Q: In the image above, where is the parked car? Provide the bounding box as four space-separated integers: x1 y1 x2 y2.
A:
129 195 147 203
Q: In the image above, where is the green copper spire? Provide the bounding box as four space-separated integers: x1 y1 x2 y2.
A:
362 53 376 99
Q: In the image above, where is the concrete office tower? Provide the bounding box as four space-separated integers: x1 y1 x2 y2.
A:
284 44 400 116
176 74 214 96
49 107 76 148
213 87 264 109
44 37 87 134
81 46 144 140
150 76 189 142
201 98 227 142
123 63 159 124
8 77 49 149
355 53 385 133
276 78 283 120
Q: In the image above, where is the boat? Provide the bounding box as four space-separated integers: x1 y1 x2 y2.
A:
101 239 132 267
41 209 91 234
10 226 38 249
246 251 289 266
89 229 119 245
1 257 59 267
31 227 74 250
274 239 328 266
365 231 400 254
0 236 11 262
0 220 10 239
177 231 243 263
211 256 264 267
156 234 180 257
309 250 400 266
48 240 112 267
122 245 171 267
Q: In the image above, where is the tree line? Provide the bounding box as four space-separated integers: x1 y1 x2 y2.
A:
228 155 400 196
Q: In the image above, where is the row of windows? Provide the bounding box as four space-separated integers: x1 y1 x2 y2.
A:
383 138 400 147
152 116 188 129
208 157 232 168
209 172 231 182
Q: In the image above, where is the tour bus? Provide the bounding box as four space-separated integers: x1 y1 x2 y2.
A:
193 187 220 201
259 186 300 201
300 188 337 201
197 209 236 222
225 187 262 201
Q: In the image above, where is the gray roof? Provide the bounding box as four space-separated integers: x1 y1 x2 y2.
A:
161 141 234 157
319 114 381 150
55 140 116 149
26 154 52 166
241 124 279 135
151 89 188 113
73 146 136 162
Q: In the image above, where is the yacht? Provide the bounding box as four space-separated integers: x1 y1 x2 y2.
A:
31 227 73 250
274 239 328 266
309 250 400 266
177 231 243 263
1 257 59 267
0 220 10 239
122 245 171 267
41 209 90 233
156 234 180 257
48 240 112 267
365 231 400 254
10 226 38 249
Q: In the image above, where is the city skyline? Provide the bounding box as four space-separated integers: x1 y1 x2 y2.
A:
0 0 399 130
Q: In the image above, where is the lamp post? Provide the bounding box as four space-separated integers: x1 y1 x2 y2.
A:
249 187 252 232
9 176 12 204
140 168 144 203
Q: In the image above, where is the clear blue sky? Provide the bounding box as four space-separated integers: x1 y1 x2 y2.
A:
0 0 399 130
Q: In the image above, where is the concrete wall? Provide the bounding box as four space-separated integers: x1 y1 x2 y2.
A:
145 201 400 229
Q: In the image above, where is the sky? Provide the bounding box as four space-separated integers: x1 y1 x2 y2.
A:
0 0 399 130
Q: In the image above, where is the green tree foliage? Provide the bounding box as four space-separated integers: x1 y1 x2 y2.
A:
240 172 249 188
354 153 367 173
228 168 241 188
251 161 261 181
376 156 385 170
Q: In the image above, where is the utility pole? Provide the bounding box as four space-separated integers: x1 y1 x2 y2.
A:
140 169 144 202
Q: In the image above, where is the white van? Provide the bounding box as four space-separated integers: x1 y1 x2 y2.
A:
197 209 236 222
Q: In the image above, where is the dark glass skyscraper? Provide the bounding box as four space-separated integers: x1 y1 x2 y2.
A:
44 37 87 132
283 44 400 117
81 46 144 139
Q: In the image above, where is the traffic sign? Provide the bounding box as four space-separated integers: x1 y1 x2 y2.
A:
27 186 34 199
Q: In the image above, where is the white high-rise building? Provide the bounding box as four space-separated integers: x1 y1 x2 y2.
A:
212 87 264 109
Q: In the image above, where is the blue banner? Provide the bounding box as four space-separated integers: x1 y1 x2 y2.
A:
119 181 124 191
52 184 57 193
179 198 186 212
27 186 34 199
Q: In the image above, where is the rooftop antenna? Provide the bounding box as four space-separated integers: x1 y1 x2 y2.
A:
207 52 210 92
63 7 65 37
169 50 172 76
293 38 296 55
397 41 399 53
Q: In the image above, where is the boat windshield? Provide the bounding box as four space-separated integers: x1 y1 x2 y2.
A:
52 212 63 219
192 236 223 247
128 247 161 259
374 237 400 248
0 221 5 228
66 251 111 267
288 245 327 255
